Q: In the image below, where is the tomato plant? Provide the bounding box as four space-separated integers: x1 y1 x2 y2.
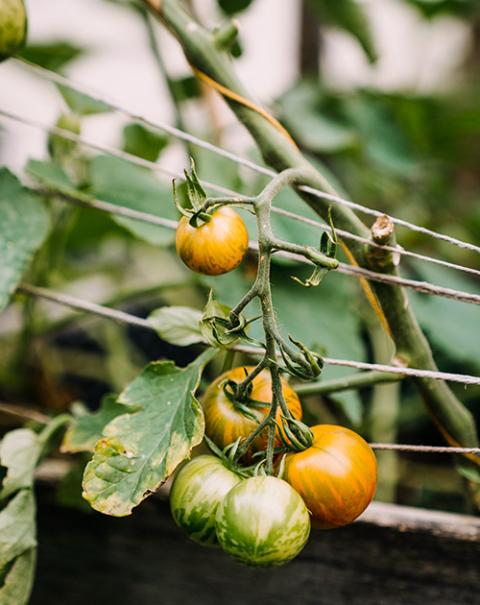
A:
175 206 249 275
170 455 242 545
283 424 377 528
215 475 311 567
202 366 302 455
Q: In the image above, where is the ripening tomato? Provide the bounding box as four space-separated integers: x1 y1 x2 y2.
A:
215 475 310 567
175 206 248 276
170 455 242 545
283 424 377 529
202 366 302 456
0 0 27 61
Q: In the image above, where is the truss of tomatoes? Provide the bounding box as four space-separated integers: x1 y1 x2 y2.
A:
170 366 377 568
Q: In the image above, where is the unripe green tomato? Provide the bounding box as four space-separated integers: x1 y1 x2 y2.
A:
215 476 311 567
170 455 242 545
0 0 27 61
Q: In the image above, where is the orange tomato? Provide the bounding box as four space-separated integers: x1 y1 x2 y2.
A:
175 206 248 276
202 366 302 456
283 424 377 528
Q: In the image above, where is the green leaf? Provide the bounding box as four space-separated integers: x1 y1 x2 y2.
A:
26 159 77 195
405 0 479 18
0 548 36 605
17 41 83 71
308 0 377 63
148 306 204 346
57 84 111 116
170 76 201 102
0 169 50 312
410 263 480 369
122 122 169 162
82 350 216 516
89 156 177 246
217 0 255 14
61 396 129 454
0 430 41 499
279 81 358 154
0 490 36 569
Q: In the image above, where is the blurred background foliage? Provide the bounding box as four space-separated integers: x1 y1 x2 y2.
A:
0 0 479 514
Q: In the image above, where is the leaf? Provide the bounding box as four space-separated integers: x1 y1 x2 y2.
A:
308 0 377 63
410 263 480 370
0 169 50 312
57 84 111 116
0 430 41 499
405 0 479 18
122 123 169 162
170 76 201 102
82 350 216 516
279 81 358 154
148 306 204 347
217 0 255 14
61 396 129 454
0 490 36 569
17 41 83 71
26 159 77 195
0 547 36 605
89 156 177 246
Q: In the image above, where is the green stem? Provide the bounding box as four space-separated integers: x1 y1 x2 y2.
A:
295 370 403 397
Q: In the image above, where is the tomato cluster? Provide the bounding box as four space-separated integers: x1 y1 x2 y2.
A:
170 367 377 567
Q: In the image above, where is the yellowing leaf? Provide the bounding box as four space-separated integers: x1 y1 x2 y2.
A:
82 349 216 516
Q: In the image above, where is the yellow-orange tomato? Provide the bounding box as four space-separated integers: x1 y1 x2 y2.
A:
202 366 302 456
175 206 248 276
283 425 377 529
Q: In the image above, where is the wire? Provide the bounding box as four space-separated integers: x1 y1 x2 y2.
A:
11 57 480 257
3 104 480 285
370 443 480 454
35 186 480 307
17 283 480 386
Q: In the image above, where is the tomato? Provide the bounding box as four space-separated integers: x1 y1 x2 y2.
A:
202 366 302 456
215 475 310 567
170 455 242 545
283 424 377 529
0 0 27 61
175 206 249 276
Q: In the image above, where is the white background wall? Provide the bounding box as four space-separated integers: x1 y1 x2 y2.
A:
0 0 472 173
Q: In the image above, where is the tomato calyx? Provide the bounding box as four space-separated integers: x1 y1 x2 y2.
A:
277 335 324 380
292 207 338 288
278 415 314 452
204 435 252 478
200 293 254 348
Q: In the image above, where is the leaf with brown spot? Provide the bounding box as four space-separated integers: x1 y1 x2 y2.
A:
82 349 217 516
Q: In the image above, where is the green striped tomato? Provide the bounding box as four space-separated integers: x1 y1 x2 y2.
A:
175 206 249 276
0 0 27 61
283 424 377 529
169 455 241 545
215 476 311 567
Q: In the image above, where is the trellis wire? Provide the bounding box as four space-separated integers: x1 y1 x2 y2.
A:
32 185 480 306
3 105 480 294
11 57 480 258
17 283 480 386
3 108 480 288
